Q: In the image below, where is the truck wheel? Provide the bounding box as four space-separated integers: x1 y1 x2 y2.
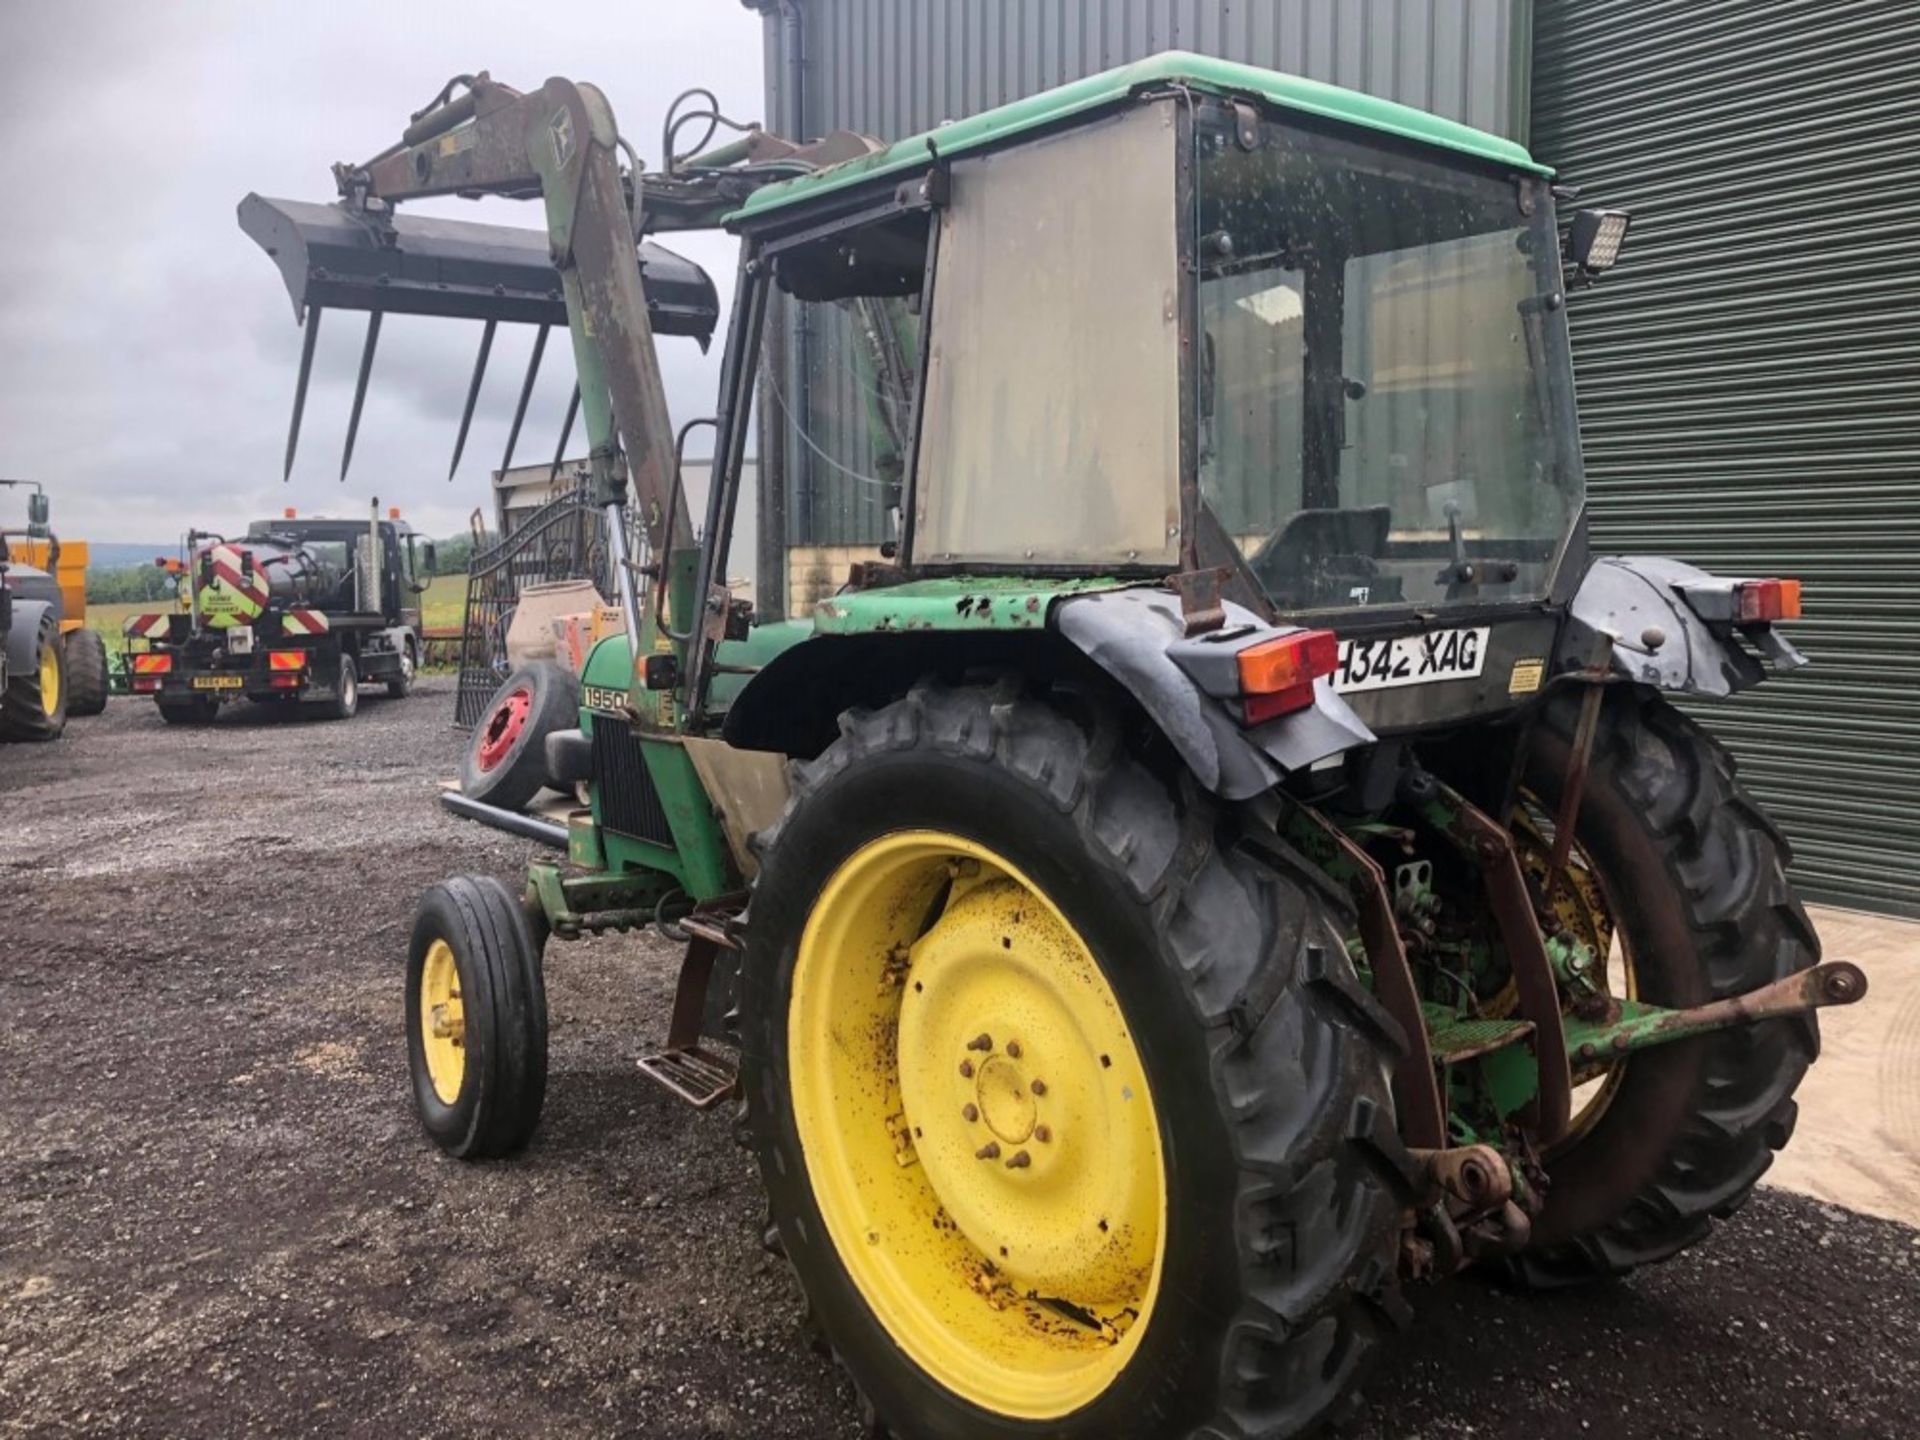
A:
459 662 578 813
63 628 110 716
405 875 549 1159
157 696 219 726
740 681 1409 1440
1505 688 1818 1287
386 640 417 699
0 611 68 742
320 655 359 721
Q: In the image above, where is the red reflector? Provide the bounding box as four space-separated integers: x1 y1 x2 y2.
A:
1237 629 1339 725
270 674 302 689
132 653 172 674
133 677 159 694
269 650 307 671
1738 578 1802 623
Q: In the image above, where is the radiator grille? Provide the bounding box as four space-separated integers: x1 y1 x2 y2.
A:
591 713 673 846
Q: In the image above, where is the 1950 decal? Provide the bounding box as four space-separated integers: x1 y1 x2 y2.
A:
1335 627 1489 694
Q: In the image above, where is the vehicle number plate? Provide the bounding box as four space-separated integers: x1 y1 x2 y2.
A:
192 675 245 690
1335 627 1489 694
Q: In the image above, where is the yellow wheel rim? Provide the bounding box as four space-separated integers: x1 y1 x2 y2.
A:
789 831 1166 1421
1512 801 1637 1147
419 938 466 1105
38 642 59 717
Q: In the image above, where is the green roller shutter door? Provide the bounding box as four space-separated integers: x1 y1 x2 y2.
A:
1533 0 1920 917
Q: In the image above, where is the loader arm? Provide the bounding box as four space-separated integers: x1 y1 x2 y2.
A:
336 74 685 631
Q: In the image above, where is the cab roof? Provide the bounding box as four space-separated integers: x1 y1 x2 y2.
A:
728 49 1548 226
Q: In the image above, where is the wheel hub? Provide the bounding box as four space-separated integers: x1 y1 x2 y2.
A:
788 832 1166 1419
419 938 466 1104
476 687 531 771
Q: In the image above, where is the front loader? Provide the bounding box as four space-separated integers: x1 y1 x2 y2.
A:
249 56 1864 1439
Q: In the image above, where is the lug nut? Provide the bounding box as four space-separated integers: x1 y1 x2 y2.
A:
959 1060 974 1079
975 1143 1001 1161
966 1034 993 1052
1030 1079 1047 1096
1034 1125 1051 1143
1006 1040 1022 1059
1005 1151 1031 1169
962 1104 979 1123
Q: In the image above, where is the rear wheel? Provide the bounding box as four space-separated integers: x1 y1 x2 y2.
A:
319 654 359 721
741 681 1408 1440
63 628 110 717
405 875 549 1159
0 610 67 742
1506 688 1819 1286
156 696 219 726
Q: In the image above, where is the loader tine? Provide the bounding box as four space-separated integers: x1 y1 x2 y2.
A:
283 305 323 483
447 319 497 481
549 383 581 480
498 323 549 475
340 310 384 482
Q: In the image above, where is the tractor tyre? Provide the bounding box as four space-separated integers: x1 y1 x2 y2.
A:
739 680 1410 1440
156 696 219 726
63 628 110 716
320 654 360 721
1505 687 1819 1287
405 874 549 1159
459 662 578 814
0 610 68 742
386 639 417 699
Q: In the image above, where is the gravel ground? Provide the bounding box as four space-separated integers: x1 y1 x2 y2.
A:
2 683 1915 1438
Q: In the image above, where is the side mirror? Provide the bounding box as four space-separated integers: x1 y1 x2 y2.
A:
423 541 438 573
1567 209 1631 277
26 492 49 537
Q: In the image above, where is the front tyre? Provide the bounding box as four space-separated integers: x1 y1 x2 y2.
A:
0 610 67 742
741 682 1408 1440
405 875 549 1159
386 640 417 699
1508 688 1819 1285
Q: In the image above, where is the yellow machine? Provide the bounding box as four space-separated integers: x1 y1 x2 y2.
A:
0 482 110 717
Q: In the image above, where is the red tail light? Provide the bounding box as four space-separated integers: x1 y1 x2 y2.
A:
133 677 159 694
1738 578 1801 623
1237 629 1339 725
269 673 302 689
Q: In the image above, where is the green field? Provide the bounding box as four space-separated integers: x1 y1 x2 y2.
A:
86 574 466 654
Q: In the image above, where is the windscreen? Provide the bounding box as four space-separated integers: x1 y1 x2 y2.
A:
1197 116 1582 612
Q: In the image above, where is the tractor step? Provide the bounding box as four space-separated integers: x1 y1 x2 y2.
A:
637 1044 738 1109
1424 1006 1536 1065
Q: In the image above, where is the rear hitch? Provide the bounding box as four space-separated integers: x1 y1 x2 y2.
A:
1565 960 1867 1065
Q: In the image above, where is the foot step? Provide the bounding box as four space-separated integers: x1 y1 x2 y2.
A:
638 1045 738 1108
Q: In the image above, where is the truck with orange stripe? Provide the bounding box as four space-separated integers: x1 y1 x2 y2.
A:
123 503 431 725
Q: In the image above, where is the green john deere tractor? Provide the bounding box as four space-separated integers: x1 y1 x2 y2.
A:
250 53 1863 1440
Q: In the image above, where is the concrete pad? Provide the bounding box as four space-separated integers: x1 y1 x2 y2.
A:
1763 903 1920 1226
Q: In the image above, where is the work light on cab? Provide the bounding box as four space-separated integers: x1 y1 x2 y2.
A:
1567 208 1631 275
1237 629 1339 725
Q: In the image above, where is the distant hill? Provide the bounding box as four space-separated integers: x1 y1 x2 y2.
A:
86 542 175 571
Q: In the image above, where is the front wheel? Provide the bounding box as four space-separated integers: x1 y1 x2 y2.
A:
740 682 1408 1440
1505 688 1819 1286
386 641 417 699
405 875 548 1159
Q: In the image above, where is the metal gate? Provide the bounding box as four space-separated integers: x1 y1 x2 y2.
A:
453 486 638 729
1533 0 1920 916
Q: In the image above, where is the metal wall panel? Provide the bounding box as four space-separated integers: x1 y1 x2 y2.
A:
1534 0 1920 916
757 0 1532 572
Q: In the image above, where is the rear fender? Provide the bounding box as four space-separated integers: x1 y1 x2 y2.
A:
1052 589 1373 800
1560 556 1805 698
4 598 54 673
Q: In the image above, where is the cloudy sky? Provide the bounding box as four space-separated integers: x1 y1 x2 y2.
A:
0 1 765 544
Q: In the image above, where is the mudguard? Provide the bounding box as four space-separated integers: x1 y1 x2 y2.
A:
1053 588 1373 801
1560 556 1806 697
3 597 54 674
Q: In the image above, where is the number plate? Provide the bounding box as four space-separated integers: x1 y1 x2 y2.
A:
191 675 245 690
1335 627 1489 694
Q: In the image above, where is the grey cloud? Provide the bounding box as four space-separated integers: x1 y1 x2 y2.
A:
0 0 765 544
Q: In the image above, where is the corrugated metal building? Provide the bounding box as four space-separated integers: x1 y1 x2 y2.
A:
748 0 1919 917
